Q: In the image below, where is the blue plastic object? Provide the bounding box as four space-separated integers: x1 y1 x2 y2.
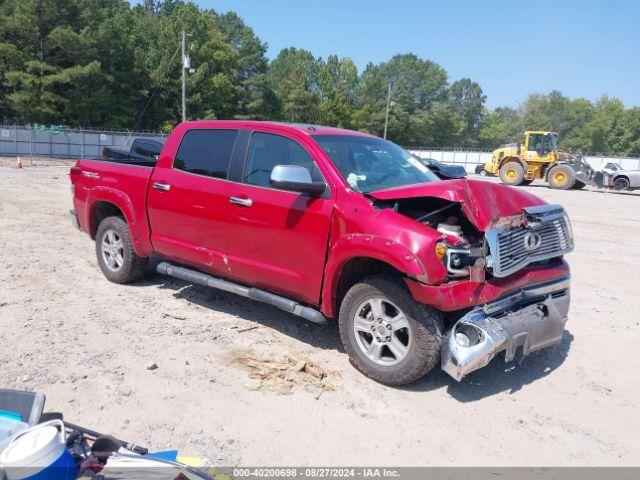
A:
20 448 78 480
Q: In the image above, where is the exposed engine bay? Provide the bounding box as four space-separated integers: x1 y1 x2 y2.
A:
375 197 487 279
375 197 574 282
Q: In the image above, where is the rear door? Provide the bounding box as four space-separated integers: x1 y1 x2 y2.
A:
222 130 334 305
147 128 239 273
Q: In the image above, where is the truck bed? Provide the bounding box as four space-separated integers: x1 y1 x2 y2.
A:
71 159 154 254
99 155 158 168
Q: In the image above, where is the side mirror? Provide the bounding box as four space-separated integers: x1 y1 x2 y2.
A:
269 165 326 196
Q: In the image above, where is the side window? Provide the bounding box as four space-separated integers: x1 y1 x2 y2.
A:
149 142 162 156
174 129 237 179
133 141 158 157
243 132 323 188
132 142 144 156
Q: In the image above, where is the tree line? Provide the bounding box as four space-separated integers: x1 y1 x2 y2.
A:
1 0 638 156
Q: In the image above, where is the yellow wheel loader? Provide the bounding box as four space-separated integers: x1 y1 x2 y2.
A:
484 131 594 190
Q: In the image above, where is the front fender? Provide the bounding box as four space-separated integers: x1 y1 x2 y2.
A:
320 233 446 318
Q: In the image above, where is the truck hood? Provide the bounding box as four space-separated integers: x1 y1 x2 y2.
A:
368 179 546 231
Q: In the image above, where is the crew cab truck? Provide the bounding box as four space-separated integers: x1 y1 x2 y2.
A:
70 121 573 385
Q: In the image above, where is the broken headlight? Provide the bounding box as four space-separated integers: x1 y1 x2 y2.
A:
439 245 483 277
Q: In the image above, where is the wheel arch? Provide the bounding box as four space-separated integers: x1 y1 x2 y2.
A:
499 155 528 170
86 191 149 257
612 174 631 189
321 247 428 319
90 201 125 239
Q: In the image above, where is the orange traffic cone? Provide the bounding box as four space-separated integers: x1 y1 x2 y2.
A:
15 157 23 169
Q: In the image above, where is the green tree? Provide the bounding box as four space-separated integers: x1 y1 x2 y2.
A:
0 0 150 128
267 47 321 123
582 95 626 155
214 11 279 120
354 54 449 145
449 78 486 146
478 107 522 148
130 0 238 129
316 55 359 127
622 108 640 157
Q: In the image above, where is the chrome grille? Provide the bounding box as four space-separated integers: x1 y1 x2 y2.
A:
486 204 573 278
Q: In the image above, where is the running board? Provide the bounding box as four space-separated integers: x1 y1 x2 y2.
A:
156 262 328 325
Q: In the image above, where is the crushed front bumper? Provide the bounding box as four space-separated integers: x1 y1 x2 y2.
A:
441 276 570 381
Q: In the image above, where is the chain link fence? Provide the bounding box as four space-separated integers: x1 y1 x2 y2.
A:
0 124 167 160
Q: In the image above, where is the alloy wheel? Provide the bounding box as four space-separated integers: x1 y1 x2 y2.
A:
101 229 124 272
353 296 411 366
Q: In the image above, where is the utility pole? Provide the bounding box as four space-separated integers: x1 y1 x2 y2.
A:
383 81 392 139
181 29 187 122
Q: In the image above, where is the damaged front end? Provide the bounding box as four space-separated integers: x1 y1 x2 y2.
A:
369 180 574 380
441 276 570 381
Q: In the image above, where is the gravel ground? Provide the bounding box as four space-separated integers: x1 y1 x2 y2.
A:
1 162 639 466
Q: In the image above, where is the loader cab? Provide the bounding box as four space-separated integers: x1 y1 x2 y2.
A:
525 131 558 159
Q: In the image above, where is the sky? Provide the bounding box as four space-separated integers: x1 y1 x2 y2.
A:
161 0 639 109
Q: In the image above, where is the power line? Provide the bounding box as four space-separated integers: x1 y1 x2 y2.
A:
129 43 182 136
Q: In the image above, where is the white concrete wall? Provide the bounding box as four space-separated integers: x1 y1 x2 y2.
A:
410 149 640 173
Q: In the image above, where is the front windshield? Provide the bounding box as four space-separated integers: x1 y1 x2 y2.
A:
312 134 439 193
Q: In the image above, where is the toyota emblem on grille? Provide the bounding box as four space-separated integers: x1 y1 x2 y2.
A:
523 231 542 251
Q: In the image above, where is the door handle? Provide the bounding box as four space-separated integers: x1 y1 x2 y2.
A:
152 182 171 191
229 196 252 207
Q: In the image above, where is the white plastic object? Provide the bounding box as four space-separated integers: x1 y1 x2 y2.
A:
437 223 462 238
0 420 66 479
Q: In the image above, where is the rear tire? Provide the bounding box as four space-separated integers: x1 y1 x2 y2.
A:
548 164 576 190
338 275 443 386
499 161 525 186
95 216 148 284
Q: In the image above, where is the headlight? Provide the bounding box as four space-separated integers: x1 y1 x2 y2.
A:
443 247 483 277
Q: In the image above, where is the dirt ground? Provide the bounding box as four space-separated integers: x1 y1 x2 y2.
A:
1 161 639 466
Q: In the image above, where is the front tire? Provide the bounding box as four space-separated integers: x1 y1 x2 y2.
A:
338 276 443 386
95 216 148 284
613 177 630 191
548 164 577 190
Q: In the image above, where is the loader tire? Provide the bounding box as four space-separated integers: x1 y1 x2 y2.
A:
338 275 443 386
499 161 525 186
548 164 577 190
95 216 148 284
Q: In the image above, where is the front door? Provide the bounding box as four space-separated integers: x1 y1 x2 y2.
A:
223 131 334 305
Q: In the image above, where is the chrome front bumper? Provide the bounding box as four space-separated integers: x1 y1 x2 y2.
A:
441 276 570 381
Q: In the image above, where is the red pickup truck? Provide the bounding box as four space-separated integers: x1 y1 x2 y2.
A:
70 121 573 385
